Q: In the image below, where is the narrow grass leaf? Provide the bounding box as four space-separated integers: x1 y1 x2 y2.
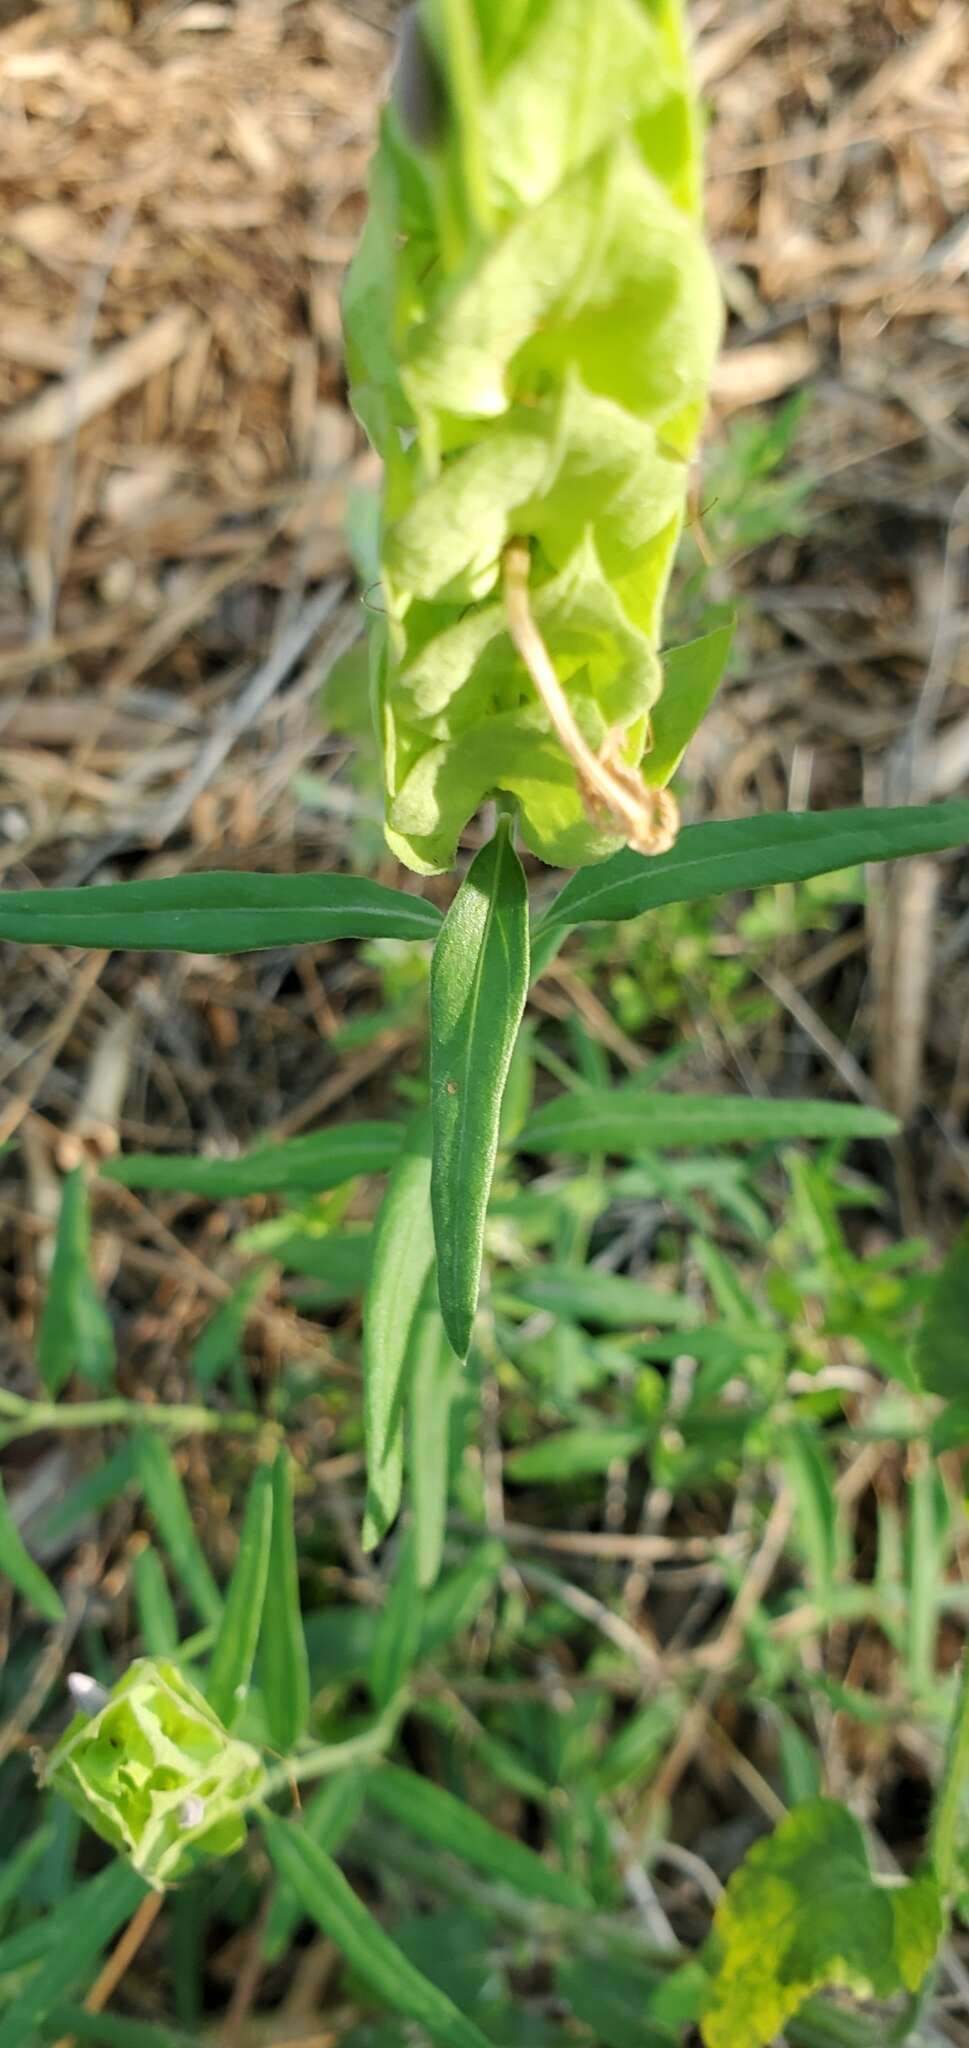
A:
371 1529 424 1708
37 1167 115 1395
0 1860 147 2048
517 1092 898 1157
505 1426 649 1485
263 1773 366 1961
0 1824 55 1927
409 1294 461 1590
501 1264 697 1329
102 1122 402 1198
34 1439 140 1551
362 1115 436 1549
0 1472 64 1623
914 1220 969 1401
191 1265 271 1387
368 1762 591 1910
540 800 969 931
134 1431 222 1627
206 1462 274 1724
0 870 440 952
430 815 529 1357
132 1544 179 1656
260 1446 311 1754
261 1813 492 2048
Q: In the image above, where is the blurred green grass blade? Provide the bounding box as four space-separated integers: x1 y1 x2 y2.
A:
362 1116 436 1550
134 1431 222 1627
46 2013 197 2048
914 1219 969 1401
33 1439 140 1551
539 800 969 931
368 1762 592 1910
0 1824 56 1930
102 1121 402 1198
517 1092 898 1157
0 1472 64 1623
782 1432 839 1614
430 816 529 1357
260 1447 311 1753
261 1813 492 2048
409 1296 461 1591
0 870 440 952
371 1530 424 1709
0 1860 147 2048
642 622 734 790
37 1166 115 1396
206 1462 274 1724
505 1425 650 1484
191 1264 271 1387
263 1772 366 1962
500 1263 697 1329
132 1544 179 1656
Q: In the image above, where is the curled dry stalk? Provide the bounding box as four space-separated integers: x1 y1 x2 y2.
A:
502 538 679 858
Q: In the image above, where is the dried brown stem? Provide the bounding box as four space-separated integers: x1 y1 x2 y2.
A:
502 537 679 857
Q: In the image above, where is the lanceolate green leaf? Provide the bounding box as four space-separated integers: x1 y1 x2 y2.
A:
206 1464 274 1726
409 1292 461 1590
540 800 969 931
102 1123 402 1198
430 817 529 1356
261 1813 492 2048
0 1471 65 1624
134 1433 222 1628
37 1167 115 1396
517 1092 898 1157
0 871 440 952
915 1220 969 1402
642 622 734 790
0 1859 148 2048
362 1116 436 1550
368 1761 592 1910
260 1448 311 1754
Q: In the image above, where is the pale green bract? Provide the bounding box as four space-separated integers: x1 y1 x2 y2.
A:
43 1657 264 1889
344 0 721 873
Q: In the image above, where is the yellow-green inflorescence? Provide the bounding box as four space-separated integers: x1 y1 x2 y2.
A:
44 1659 264 1889
344 0 722 874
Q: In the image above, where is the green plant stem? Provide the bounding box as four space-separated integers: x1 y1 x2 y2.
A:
258 1698 406 1802
930 1633 969 1899
0 1389 268 1447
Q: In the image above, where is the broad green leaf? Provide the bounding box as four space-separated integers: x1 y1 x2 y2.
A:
362 1116 436 1549
0 1471 64 1623
191 1265 271 1386
409 1293 461 1590
368 1761 592 1910
261 1813 493 2048
915 1220 969 1401
642 622 734 789
501 1262 697 1328
206 1464 274 1726
132 1545 179 1656
260 1447 311 1754
102 1121 402 1199
0 1859 147 2048
518 1092 898 1157
134 1432 222 1627
37 1166 115 1396
701 1800 941 2048
0 870 440 952
430 816 529 1355
371 1529 424 1708
557 1956 672 2048
505 1425 649 1484
540 800 969 931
